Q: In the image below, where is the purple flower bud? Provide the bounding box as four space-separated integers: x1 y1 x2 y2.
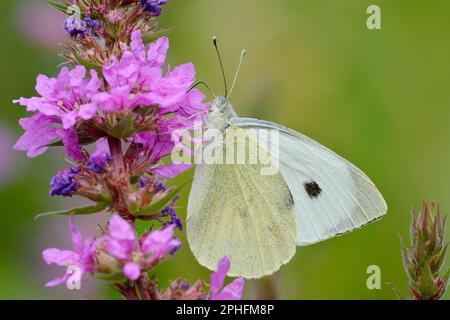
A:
138 176 149 188
49 168 79 197
64 14 100 38
84 14 101 33
169 242 181 256
161 206 183 230
87 151 111 173
154 181 167 193
64 16 87 38
141 0 169 16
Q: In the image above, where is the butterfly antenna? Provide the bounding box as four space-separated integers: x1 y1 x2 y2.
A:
212 36 228 97
188 81 216 98
228 49 247 99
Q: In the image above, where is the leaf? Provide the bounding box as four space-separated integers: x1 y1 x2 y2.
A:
36 202 108 220
47 1 69 15
388 282 408 300
142 26 181 45
47 1 88 19
75 55 103 74
136 180 191 217
399 235 413 280
108 115 136 138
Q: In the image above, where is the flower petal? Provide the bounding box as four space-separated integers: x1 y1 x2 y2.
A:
123 262 141 280
78 103 97 120
56 128 83 161
211 277 244 300
108 215 136 241
147 36 169 67
69 217 83 254
210 256 231 295
45 273 70 288
13 113 58 158
42 248 76 266
131 30 146 62
153 163 192 178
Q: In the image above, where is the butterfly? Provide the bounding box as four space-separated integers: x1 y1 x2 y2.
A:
186 38 387 279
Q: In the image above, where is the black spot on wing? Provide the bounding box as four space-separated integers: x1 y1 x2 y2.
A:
304 181 322 199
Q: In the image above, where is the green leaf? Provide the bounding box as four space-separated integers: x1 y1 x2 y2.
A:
47 1 87 19
75 55 103 74
47 1 69 15
36 202 108 220
388 282 408 300
142 26 181 45
108 115 136 138
136 180 191 217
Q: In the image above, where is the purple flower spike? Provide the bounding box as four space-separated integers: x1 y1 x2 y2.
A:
87 151 112 173
50 167 79 197
104 216 180 281
141 0 169 16
64 16 87 38
210 256 244 300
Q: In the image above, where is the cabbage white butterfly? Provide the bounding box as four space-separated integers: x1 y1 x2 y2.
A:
186 38 387 279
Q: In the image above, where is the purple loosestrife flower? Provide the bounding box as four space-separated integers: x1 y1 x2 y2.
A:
42 218 97 287
103 215 180 280
50 167 79 197
14 31 207 173
64 14 100 38
141 0 169 16
84 14 101 34
210 256 244 300
14 66 101 160
64 16 87 38
87 151 112 173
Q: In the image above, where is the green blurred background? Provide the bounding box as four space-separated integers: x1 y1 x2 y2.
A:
1 0 449 299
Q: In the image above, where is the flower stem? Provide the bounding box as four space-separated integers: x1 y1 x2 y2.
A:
107 136 131 216
107 137 125 177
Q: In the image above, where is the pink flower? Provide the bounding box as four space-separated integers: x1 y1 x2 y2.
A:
14 66 101 160
104 215 180 280
42 218 97 287
99 30 208 162
210 256 244 300
13 30 208 176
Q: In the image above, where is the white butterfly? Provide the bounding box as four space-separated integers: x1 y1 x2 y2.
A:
186 40 387 279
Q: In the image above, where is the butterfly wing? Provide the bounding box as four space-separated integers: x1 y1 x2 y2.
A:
229 117 387 246
187 127 296 278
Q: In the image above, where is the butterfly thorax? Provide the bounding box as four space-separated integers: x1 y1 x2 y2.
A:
206 96 238 132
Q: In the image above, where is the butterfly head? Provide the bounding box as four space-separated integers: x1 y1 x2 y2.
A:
202 37 246 131
207 96 237 131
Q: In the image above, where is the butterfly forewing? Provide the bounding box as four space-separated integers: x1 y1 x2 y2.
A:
229 118 387 246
